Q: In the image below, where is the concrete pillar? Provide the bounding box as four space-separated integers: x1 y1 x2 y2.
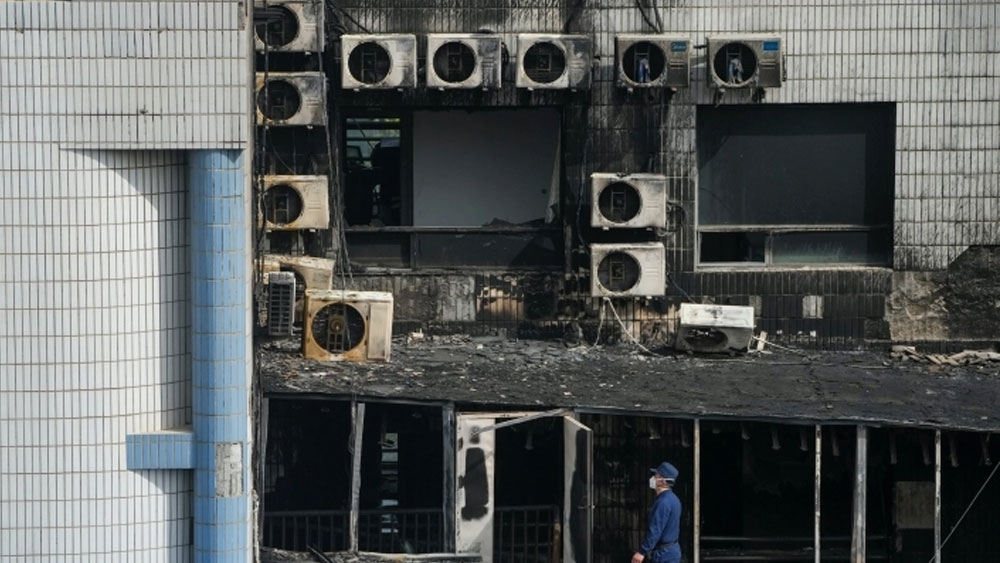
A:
189 150 251 562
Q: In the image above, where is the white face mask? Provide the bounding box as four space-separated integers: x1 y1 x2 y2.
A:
649 476 658 490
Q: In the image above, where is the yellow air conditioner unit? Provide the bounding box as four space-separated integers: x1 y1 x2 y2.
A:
303 290 394 362
261 175 329 231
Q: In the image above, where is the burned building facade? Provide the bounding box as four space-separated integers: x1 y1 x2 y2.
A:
254 2 1000 563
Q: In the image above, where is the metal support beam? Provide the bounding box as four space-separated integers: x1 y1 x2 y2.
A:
442 403 456 552
851 426 867 563
470 408 570 436
348 401 366 552
815 425 822 563
935 429 942 563
694 419 701 563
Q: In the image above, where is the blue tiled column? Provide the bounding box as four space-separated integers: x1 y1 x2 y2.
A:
189 150 251 563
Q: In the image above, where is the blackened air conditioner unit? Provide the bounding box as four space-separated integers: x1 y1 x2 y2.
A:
590 243 666 297
254 0 324 53
674 303 755 353
255 72 327 126
261 175 330 231
515 34 592 90
615 35 691 89
591 173 668 229
341 34 418 90
706 35 785 89
426 34 503 89
303 290 394 362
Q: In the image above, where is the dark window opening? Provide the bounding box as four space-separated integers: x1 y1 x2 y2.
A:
343 109 563 269
255 5 299 48
264 184 304 226
348 42 392 84
941 432 1000 562
433 41 477 83
260 128 330 176
701 422 818 560
580 414 694 563
493 418 564 563
623 42 665 84
359 403 445 553
866 428 937 562
257 79 302 121
262 400 353 552
523 42 567 84
697 103 894 267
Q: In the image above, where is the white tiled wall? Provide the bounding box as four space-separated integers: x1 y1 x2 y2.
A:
0 149 193 561
0 0 248 149
0 1 248 561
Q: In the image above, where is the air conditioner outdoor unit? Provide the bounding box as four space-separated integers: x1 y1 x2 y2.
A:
590 243 665 297
267 271 296 336
260 254 335 293
255 72 327 126
615 35 691 89
591 173 668 229
426 34 503 90
706 35 784 89
515 34 592 90
261 175 330 231
303 290 394 362
674 303 755 353
254 0 324 53
341 34 417 90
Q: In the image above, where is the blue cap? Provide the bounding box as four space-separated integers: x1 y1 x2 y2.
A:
650 462 679 481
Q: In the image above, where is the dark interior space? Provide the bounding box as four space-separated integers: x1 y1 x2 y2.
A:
358 402 445 553
700 421 815 561
940 431 1000 563
493 417 564 563
866 428 936 562
580 414 694 563
820 426 857 559
696 103 894 266
262 399 352 551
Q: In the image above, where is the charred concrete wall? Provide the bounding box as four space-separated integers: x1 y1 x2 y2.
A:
325 1 999 347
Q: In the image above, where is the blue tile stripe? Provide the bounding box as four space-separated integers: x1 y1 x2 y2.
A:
126 430 195 470
189 149 251 562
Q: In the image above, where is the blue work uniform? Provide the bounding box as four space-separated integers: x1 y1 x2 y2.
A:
639 489 682 563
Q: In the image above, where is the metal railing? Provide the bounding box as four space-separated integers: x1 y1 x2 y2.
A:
494 505 560 563
262 510 349 552
700 535 890 561
357 508 445 554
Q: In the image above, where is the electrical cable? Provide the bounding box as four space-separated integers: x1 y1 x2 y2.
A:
925 459 1000 563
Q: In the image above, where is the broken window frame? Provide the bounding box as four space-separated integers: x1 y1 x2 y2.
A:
341 108 565 270
454 411 593 563
696 224 893 268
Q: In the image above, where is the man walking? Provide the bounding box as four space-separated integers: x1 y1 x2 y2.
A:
632 462 682 563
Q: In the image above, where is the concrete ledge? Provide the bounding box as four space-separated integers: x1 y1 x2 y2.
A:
126 428 195 470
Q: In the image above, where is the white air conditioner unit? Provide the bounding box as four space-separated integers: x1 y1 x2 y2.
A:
260 254 335 292
707 35 784 89
591 173 668 229
515 34 592 90
254 0 324 53
590 243 665 297
426 34 502 90
303 290 394 362
255 72 327 126
616 35 690 89
674 303 755 353
267 271 296 336
261 175 330 231
341 34 417 90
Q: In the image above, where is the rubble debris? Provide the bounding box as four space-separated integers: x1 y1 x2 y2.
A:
261 548 481 563
891 345 1000 366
